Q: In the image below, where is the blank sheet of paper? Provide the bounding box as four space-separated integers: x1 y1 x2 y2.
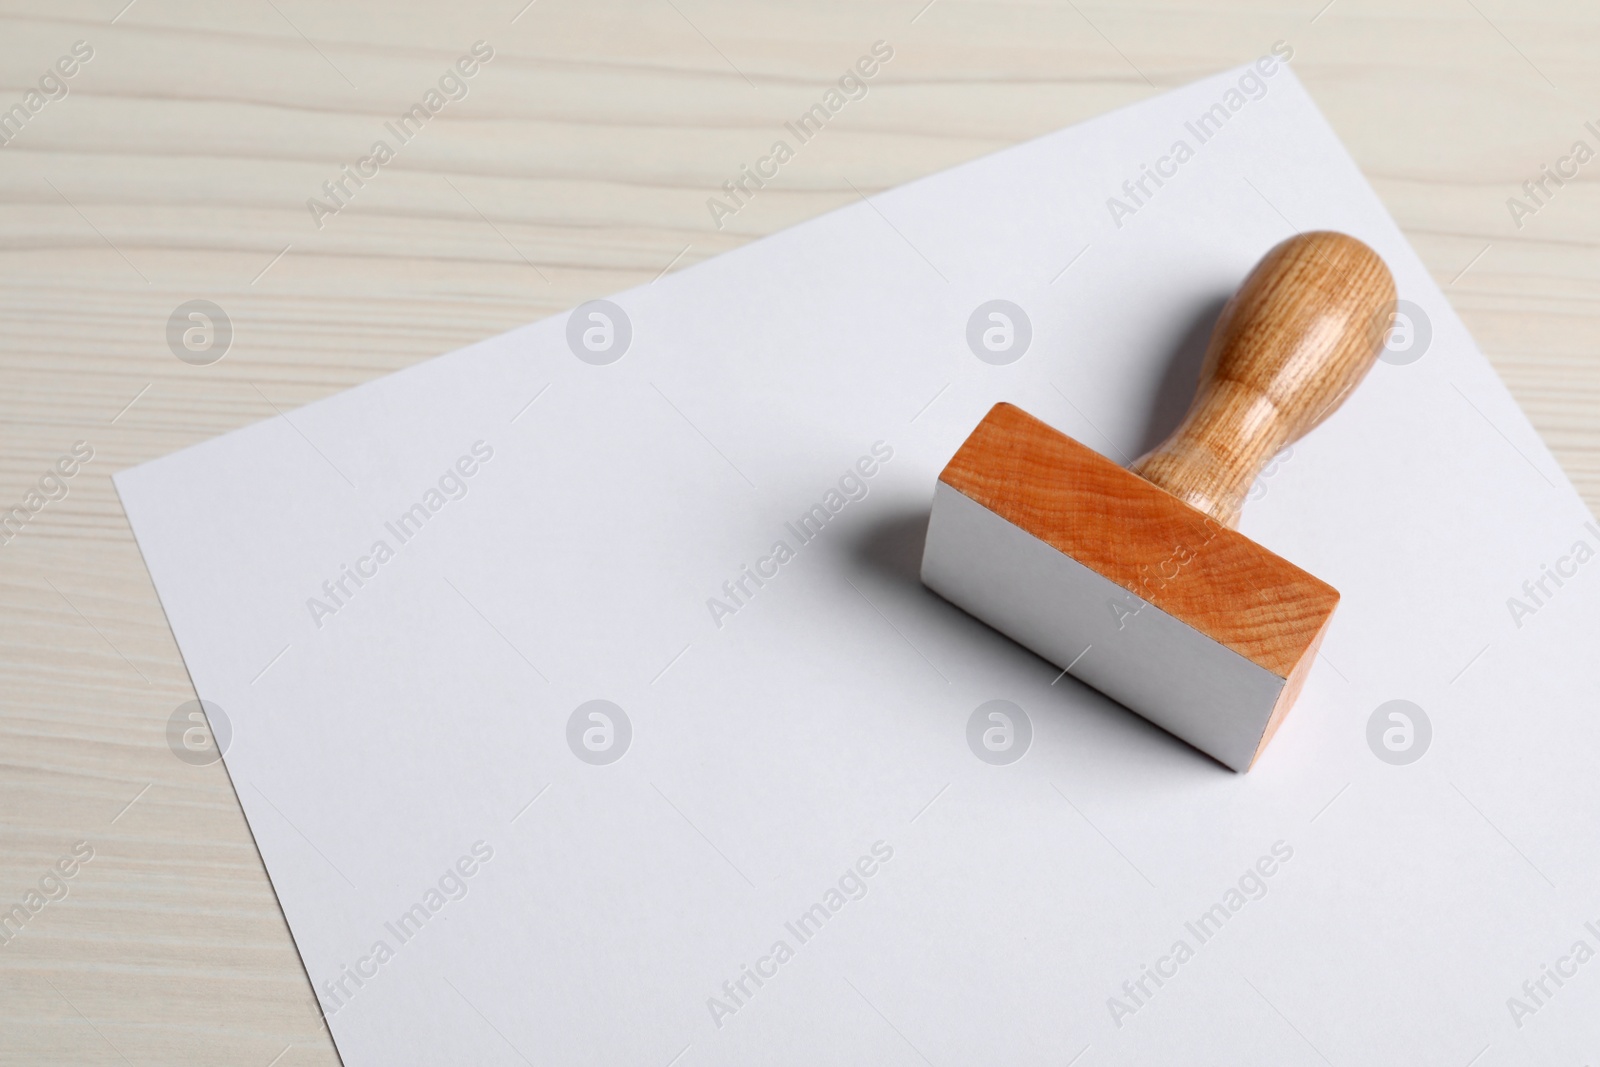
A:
117 65 1600 1065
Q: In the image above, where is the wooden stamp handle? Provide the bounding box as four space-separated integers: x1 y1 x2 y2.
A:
1131 231 1396 527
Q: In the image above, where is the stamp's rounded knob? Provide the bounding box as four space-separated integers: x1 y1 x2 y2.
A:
1132 231 1396 526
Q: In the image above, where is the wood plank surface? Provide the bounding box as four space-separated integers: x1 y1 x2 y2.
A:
1 1 1595 1062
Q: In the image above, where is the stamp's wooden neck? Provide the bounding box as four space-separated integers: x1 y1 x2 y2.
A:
1131 231 1396 527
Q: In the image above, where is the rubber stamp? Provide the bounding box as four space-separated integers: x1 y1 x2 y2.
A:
921 231 1395 770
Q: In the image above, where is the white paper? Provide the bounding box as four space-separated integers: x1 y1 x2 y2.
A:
117 64 1600 1065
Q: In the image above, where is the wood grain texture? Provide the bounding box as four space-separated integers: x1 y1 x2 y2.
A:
1132 231 1395 526
1251 599 1334 767
1 0 1596 1062
939 401 1338 680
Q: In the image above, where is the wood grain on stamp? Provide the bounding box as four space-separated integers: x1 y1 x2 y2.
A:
1131 230 1397 528
939 403 1338 681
